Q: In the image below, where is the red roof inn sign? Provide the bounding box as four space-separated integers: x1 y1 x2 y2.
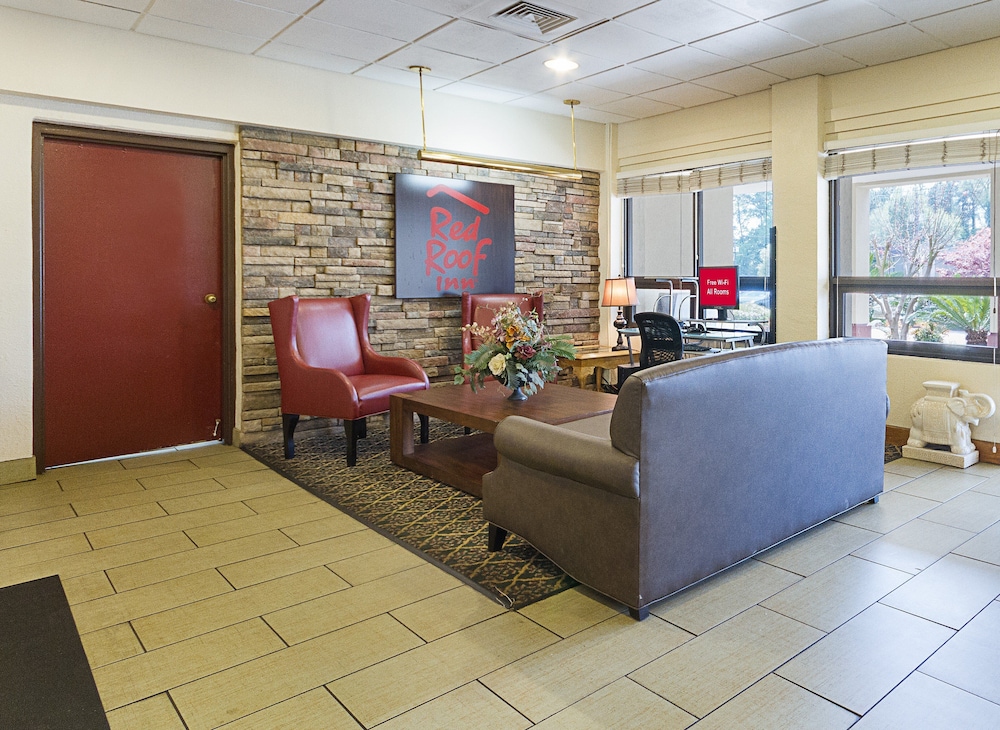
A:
394 173 515 298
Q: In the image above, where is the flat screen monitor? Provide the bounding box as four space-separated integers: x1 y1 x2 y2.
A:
698 266 739 310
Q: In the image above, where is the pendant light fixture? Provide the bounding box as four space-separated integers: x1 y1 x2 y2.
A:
410 65 583 181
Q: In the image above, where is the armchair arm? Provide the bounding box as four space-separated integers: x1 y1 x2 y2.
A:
493 417 639 499
363 348 429 384
279 354 360 416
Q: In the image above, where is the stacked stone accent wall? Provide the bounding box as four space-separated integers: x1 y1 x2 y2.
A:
240 126 601 440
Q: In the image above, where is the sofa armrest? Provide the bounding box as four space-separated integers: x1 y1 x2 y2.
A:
493 416 639 499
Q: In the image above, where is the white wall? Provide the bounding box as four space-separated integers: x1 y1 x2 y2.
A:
615 38 1000 443
0 8 608 467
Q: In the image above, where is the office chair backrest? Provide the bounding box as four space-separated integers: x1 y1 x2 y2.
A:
635 311 684 368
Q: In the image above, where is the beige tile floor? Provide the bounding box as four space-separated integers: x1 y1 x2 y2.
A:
2 445 1000 729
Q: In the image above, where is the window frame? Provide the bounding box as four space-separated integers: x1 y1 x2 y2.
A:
829 165 998 362
625 188 777 343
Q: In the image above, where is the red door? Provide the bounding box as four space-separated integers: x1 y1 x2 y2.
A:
41 138 224 467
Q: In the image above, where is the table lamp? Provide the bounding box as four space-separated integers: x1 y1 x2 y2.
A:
601 277 638 350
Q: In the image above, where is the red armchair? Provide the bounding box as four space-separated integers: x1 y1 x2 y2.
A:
268 294 429 465
461 291 545 356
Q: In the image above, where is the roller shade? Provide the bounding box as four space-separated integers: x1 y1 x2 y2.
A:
618 157 771 197
824 132 1000 179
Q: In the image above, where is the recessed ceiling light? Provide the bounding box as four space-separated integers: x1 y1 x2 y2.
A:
544 58 579 72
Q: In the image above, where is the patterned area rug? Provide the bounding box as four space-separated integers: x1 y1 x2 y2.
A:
243 420 577 610
885 444 902 463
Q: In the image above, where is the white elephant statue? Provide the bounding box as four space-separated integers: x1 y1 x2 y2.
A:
907 380 996 455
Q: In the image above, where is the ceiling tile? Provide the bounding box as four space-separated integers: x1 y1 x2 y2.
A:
552 20 678 64
641 82 734 108
435 80 524 103
631 44 742 80
596 95 680 118
511 46 619 78
580 65 681 94
402 0 481 14
555 0 654 18
255 42 367 73
708 0 821 20
463 46 618 95
419 19 543 63
617 0 755 43
149 0 296 38
540 80 630 106
86 0 149 12
506 95 577 115
695 65 786 95
765 0 903 45
308 0 451 42
693 21 813 63
0 0 139 27
137 15 264 52
572 106 637 124
462 63 566 95
914 0 1000 46
353 64 453 89
826 23 949 66
868 0 983 22
243 0 316 12
275 16 407 61
378 45 493 79
753 45 864 77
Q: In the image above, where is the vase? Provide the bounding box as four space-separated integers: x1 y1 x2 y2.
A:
507 385 528 401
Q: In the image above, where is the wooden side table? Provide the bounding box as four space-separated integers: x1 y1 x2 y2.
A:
559 348 636 391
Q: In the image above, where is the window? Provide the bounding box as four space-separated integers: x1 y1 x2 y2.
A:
831 155 998 362
622 162 775 341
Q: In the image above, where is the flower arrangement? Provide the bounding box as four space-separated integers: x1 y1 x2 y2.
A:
454 302 576 398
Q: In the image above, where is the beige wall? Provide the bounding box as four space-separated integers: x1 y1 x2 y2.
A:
0 8 607 469
615 37 1000 442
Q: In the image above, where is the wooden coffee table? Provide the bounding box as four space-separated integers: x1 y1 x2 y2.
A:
390 382 617 497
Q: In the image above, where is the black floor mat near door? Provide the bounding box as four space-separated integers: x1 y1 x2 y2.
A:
0 575 109 729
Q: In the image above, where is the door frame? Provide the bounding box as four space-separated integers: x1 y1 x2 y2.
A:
32 123 237 471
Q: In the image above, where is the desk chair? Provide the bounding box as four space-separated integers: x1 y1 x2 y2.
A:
635 312 684 368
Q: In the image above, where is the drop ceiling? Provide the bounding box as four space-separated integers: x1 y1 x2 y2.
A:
4 0 1000 122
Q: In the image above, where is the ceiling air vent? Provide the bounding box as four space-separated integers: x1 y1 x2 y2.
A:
491 2 577 35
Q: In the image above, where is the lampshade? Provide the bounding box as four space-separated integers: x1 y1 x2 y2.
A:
601 277 638 308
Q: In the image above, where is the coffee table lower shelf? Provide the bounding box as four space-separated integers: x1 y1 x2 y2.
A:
395 432 496 498
390 383 617 499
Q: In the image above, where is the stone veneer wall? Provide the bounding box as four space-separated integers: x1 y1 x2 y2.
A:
239 126 602 441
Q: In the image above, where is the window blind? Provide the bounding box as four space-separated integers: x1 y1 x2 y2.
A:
618 157 771 197
823 132 1000 179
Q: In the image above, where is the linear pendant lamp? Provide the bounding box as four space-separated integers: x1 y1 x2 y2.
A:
410 65 583 181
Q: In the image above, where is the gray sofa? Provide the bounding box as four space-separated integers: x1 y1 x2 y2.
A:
482 338 888 619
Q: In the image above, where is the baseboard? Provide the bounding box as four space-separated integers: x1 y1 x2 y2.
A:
886 425 1000 466
0 457 36 486
885 425 909 447
972 439 1000 466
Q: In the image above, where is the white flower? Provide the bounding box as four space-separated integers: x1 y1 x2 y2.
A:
488 353 508 376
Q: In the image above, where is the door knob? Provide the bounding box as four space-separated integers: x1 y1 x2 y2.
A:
204 294 218 304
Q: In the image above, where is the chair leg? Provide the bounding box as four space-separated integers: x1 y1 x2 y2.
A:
628 606 649 621
487 524 508 552
356 416 367 440
344 418 366 467
281 414 299 459
419 414 429 444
